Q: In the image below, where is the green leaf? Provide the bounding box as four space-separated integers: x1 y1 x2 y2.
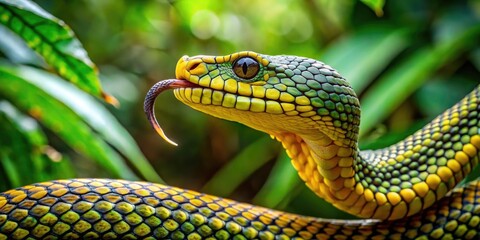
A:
360 0 385 16
0 101 75 188
0 153 21 187
359 25 480 137
321 26 410 93
202 136 280 196
0 25 43 65
0 63 136 180
0 0 116 104
13 64 163 183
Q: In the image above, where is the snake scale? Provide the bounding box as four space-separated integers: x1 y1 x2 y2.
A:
1 52 480 239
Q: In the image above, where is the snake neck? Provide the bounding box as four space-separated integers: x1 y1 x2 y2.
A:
274 86 480 220
274 132 368 217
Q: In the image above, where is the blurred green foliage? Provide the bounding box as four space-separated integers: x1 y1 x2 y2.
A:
0 0 479 220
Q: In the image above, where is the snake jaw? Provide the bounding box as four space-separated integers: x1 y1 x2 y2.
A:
144 79 199 146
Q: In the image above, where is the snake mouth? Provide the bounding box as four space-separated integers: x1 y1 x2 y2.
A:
144 79 201 146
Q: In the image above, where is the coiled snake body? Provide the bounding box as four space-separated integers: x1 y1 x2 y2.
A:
1 52 480 239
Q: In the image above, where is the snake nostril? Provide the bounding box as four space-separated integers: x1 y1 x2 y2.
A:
189 62 200 71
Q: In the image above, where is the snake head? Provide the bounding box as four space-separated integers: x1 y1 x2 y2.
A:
145 51 361 145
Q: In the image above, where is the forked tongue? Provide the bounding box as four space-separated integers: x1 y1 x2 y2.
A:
144 79 180 146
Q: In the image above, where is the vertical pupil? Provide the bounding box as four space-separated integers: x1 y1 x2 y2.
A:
242 62 248 75
233 57 259 79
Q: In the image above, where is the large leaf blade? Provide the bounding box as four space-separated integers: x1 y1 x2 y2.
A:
0 101 75 188
0 0 116 104
0 64 136 180
11 64 164 183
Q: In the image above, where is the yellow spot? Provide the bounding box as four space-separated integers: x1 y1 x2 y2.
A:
364 189 374 202
463 143 477 157
235 96 250 110
224 79 238 93
441 125 450 132
51 188 68 197
280 103 295 112
375 192 387 205
449 117 459 126
265 101 283 114
261 59 269 66
437 166 453 182
446 160 461 173
400 189 416 203
296 105 313 112
430 228 448 239
211 91 224 105
431 132 441 140
300 111 316 117
387 192 401 206
198 75 211 87
355 183 364 195
250 99 266 112
426 174 442 190
280 92 295 102
403 150 413 158
238 83 252 96
471 135 480 148
184 88 192 100
30 191 47 200
412 182 429 198
191 88 202 103
295 96 310 105
210 76 224 90
413 145 422 152
455 151 469 165
252 86 266 98
389 201 407 219
265 89 280 100
222 93 236 108
201 89 212 105
285 110 299 116
387 159 396 165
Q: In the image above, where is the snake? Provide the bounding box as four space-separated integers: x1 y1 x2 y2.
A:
1 52 480 239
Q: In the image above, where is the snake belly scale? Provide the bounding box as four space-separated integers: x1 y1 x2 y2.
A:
1 51 480 239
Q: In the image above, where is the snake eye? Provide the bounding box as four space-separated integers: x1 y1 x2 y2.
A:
233 57 260 79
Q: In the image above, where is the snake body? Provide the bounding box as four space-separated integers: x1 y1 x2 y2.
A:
1 52 480 239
